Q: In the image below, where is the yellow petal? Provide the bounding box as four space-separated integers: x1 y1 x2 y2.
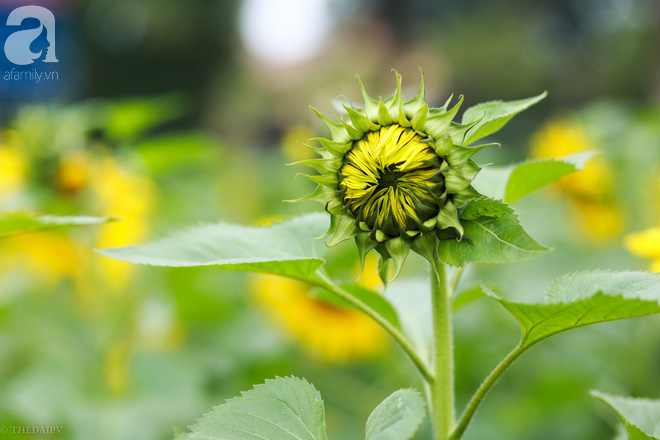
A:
339 125 439 233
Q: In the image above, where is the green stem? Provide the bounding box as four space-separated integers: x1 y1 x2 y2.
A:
430 260 455 440
314 273 435 384
450 343 526 440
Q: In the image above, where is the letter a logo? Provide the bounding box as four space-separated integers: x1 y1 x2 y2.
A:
4 5 58 65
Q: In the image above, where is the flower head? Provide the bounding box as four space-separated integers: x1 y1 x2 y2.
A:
339 125 444 237
295 73 489 277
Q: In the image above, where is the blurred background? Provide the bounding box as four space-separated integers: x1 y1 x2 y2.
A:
1 0 660 439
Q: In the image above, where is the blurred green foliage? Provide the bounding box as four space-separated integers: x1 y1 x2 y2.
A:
0 0 659 439
2 94 660 440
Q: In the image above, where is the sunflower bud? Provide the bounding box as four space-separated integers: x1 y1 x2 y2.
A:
295 72 490 279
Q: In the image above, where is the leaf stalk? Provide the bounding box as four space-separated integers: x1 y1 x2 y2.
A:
314 272 435 384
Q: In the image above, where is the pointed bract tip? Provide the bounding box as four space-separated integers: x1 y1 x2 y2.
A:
392 69 403 93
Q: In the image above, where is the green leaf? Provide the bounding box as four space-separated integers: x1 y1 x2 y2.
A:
544 270 660 303
365 389 426 440
0 213 113 238
97 214 329 283
484 270 660 348
472 151 596 203
461 92 547 145
99 214 417 371
175 376 328 440
504 159 577 203
454 272 660 440
592 391 660 440
436 199 549 266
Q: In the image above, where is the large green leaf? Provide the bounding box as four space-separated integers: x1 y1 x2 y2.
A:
365 389 426 440
97 214 328 283
484 270 660 348
175 377 328 440
472 151 596 203
98 214 424 374
453 272 660 440
0 213 113 238
544 270 660 303
461 92 547 145
592 391 660 440
437 199 549 266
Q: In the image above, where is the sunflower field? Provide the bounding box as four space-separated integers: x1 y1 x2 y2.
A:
1 1 660 440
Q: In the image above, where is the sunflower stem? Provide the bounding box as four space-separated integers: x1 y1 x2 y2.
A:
429 259 455 440
314 273 435 384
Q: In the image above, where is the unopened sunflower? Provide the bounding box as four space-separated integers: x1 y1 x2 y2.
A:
295 73 489 276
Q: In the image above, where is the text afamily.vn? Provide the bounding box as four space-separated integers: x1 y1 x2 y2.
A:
3 68 59 83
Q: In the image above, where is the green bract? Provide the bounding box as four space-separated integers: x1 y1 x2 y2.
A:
295 72 545 277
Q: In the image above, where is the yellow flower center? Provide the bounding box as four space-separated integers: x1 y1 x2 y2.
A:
339 125 443 235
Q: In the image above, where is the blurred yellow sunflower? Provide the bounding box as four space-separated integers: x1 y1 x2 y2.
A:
0 139 82 288
0 142 27 201
89 155 155 290
531 118 623 240
0 146 155 292
56 151 92 194
624 228 660 274
250 255 386 362
0 232 83 288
